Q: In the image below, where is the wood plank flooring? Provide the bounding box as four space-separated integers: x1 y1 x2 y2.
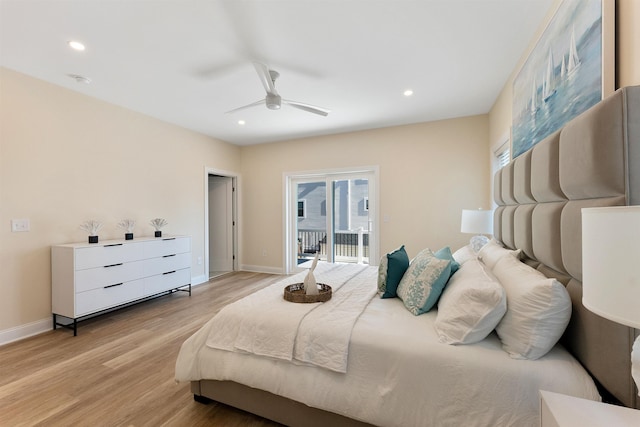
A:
0 272 287 427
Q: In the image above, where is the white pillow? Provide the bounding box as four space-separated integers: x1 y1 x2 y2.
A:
477 239 521 270
452 244 477 265
492 254 571 360
435 259 506 345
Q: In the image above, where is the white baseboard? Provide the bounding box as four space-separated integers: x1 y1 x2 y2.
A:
0 272 274 347
240 264 285 275
0 318 51 347
191 274 208 286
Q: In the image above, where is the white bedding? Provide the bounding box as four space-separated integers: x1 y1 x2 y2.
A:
175 264 600 427
205 262 377 372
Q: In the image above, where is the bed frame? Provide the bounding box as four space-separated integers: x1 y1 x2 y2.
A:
192 85 640 423
493 85 640 409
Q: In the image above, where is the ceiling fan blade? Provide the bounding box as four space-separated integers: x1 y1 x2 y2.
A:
283 99 330 117
225 99 264 114
253 62 277 95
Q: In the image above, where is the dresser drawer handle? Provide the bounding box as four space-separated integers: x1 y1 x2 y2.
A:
162 254 176 258
104 243 123 247
162 237 176 241
163 271 176 275
104 263 123 268
104 283 123 289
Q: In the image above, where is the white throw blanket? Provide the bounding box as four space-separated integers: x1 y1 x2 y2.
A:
205 262 377 373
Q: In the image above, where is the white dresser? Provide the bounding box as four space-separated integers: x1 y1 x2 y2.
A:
52 235 191 335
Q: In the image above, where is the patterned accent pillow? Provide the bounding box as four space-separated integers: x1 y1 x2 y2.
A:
377 256 389 294
377 245 409 298
397 248 452 315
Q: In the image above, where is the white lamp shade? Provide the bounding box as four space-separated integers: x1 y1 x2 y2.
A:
582 206 640 329
461 209 493 235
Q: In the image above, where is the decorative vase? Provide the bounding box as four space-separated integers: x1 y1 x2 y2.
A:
303 270 319 295
125 233 133 240
149 218 167 238
304 253 321 295
80 220 103 244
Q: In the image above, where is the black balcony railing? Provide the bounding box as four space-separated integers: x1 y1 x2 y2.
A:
298 229 369 263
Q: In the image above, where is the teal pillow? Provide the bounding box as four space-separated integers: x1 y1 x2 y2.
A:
377 245 410 298
435 246 460 275
397 248 452 315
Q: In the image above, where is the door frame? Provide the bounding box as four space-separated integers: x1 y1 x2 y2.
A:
204 167 240 278
283 166 379 274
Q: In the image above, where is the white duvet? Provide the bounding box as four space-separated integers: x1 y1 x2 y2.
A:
205 262 377 372
175 264 600 427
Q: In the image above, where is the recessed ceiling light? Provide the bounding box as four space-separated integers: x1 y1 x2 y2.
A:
403 89 414 97
68 40 85 51
67 74 91 84
238 120 246 125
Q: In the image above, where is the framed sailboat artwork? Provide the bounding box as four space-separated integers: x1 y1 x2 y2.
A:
511 0 614 159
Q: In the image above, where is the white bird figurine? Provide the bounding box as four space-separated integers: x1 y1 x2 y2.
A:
304 253 320 295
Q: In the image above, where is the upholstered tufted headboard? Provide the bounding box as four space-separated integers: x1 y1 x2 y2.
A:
493 85 640 408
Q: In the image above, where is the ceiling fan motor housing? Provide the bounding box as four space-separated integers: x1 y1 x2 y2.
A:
266 93 282 110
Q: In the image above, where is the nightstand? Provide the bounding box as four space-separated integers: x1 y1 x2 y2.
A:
540 390 640 427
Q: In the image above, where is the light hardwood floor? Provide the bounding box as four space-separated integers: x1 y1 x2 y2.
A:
0 272 286 427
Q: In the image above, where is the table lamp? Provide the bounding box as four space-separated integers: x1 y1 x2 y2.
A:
582 206 640 397
461 208 493 252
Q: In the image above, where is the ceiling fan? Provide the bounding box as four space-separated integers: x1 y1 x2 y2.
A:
226 62 330 117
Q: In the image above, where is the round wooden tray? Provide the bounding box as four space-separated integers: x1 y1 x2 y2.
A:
283 283 332 303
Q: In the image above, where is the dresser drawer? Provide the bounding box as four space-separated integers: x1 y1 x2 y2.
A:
75 243 145 270
75 278 145 316
75 260 146 293
143 237 190 258
144 268 191 295
144 252 190 276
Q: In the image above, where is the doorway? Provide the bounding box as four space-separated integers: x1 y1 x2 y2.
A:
206 171 237 279
285 167 379 274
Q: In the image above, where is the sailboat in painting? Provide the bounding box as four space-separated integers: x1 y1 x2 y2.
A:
513 0 604 160
542 49 556 102
566 26 581 77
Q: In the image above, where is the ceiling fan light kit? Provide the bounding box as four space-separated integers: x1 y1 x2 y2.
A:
226 62 330 117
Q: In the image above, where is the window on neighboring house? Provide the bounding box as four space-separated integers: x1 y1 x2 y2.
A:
363 197 369 211
298 200 306 218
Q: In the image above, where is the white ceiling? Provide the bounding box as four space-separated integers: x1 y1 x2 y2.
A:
0 0 554 146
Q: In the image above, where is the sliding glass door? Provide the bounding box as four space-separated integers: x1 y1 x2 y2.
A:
296 180 328 263
286 168 378 273
331 178 370 263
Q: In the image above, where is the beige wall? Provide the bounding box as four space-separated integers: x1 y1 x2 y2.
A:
240 116 490 270
0 67 241 333
617 0 640 87
489 0 640 146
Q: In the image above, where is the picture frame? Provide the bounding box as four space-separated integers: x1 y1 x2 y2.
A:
511 0 614 159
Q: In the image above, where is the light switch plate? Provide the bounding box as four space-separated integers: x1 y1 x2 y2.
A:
11 219 30 232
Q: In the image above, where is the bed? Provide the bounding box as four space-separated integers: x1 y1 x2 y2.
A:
175 85 640 426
